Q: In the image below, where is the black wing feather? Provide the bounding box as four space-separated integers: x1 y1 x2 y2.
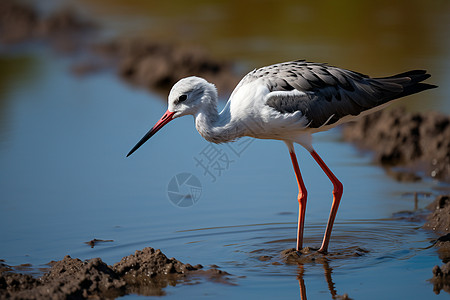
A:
258 61 436 128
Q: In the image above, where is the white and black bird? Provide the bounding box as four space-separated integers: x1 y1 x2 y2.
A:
127 60 436 253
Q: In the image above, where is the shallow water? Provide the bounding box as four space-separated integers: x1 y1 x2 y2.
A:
1 1 450 299
0 46 447 299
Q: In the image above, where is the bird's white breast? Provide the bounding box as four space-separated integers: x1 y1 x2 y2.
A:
227 78 310 140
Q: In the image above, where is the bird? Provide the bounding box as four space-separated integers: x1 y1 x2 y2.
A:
127 60 436 253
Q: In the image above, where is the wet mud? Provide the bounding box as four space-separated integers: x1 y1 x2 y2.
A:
0 247 232 299
342 101 450 293
342 107 450 182
279 248 355 300
2 0 450 297
424 195 450 235
423 194 450 294
0 0 96 52
84 239 114 248
391 193 450 294
344 108 450 294
90 38 239 94
281 247 369 265
0 0 239 94
431 262 450 295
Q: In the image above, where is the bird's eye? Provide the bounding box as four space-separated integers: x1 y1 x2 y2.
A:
178 95 188 102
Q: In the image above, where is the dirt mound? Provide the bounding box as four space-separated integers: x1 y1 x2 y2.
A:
92 38 239 93
281 247 369 264
0 0 239 93
0 247 230 299
431 262 450 295
342 107 450 182
422 195 450 294
424 195 450 234
1 256 126 299
0 0 95 50
113 247 203 296
0 0 38 44
425 194 450 263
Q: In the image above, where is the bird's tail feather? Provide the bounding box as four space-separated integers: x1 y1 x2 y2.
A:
375 70 437 100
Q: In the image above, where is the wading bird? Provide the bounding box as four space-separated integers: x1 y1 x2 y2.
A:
127 60 436 253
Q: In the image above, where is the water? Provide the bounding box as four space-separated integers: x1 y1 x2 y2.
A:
1 1 450 299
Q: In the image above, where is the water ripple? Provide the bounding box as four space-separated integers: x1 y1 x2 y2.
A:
169 217 435 272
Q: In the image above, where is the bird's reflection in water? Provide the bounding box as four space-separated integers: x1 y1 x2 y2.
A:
296 260 351 300
297 264 307 300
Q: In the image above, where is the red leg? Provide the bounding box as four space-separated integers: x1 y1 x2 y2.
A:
289 151 308 252
310 150 343 253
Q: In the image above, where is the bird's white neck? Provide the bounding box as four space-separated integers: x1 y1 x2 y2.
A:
194 96 242 144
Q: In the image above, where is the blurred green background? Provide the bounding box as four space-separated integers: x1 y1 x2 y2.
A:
23 0 450 111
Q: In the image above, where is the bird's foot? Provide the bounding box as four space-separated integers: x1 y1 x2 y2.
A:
317 247 328 255
282 247 328 264
300 246 320 254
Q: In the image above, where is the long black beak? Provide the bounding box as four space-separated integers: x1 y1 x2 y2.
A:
127 110 175 157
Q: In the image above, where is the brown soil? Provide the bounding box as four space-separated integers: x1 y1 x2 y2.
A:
0 247 231 299
342 102 450 295
3 0 450 296
90 38 239 94
389 193 450 294
0 0 239 95
431 262 450 295
342 107 450 182
281 247 369 264
424 195 450 234
0 0 95 51
85 239 114 248
425 195 450 294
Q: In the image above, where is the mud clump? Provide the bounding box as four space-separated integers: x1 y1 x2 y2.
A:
0 0 239 94
431 262 450 294
113 248 203 296
424 195 450 234
43 256 125 299
433 233 450 266
85 238 114 248
0 0 37 44
281 247 369 264
0 0 95 50
424 195 450 294
257 255 273 262
0 263 39 298
1 256 125 299
342 107 450 182
344 109 450 293
425 194 450 265
0 247 231 299
93 39 239 93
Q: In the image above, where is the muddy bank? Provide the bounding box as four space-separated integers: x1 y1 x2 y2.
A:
432 261 450 295
342 107 450 182
395 193 450 294
341 89 450 294
0 0 239 94
343 106 450 293
89 38 239 93
2 1 448 179
0 247 232 299
425 195 450 283
424 195 450 235
1 0 448 296
281 247 369 264
0 0 96 52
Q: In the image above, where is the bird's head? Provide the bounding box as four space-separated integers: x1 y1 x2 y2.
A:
168 76 217 117
127 76 217 157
